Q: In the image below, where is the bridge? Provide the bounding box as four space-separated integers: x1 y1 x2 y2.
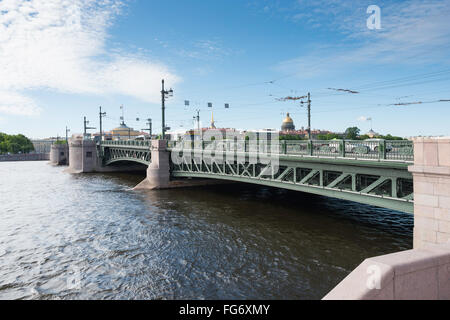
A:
99 139 414 213
100 140 152 166
61 136 450 299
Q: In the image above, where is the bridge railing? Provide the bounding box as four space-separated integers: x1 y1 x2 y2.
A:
386 140 414 161
168 139 414 162
100 140 151 147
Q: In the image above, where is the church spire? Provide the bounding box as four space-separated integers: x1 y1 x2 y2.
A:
210 111 216 129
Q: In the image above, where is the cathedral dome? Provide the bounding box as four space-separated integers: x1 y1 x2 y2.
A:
110 121 141 139
113 122 131 132
281 113 296 131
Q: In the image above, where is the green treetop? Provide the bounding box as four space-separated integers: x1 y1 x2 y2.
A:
0 133 35 154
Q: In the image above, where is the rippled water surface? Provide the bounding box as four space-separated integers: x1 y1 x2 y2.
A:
0 161 413 300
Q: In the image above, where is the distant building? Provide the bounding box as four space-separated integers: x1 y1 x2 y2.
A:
31 139 56 154
278 113 333 138
243 129 278 140
281 113 296 132
110 122 142 140
182 112 242 141
366 129 379 138
91 121 149 141
210 111 216 129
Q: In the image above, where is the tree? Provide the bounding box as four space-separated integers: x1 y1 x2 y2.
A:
8 142 21 154
344 127 360 140
358 134 370 140
379 134 405 141
0 132 35 154
316 133 343 140
0 141 7 154
279 134 306 141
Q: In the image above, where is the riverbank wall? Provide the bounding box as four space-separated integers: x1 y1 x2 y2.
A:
0 153 50 162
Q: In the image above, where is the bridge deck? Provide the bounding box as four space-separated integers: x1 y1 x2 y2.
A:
168 139 414 162
99 139 414 213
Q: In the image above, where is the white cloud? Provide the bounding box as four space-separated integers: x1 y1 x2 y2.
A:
98 55 180 102
0 0 180 116
0 91 42 116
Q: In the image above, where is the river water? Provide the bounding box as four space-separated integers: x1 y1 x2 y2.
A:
0 161 413 300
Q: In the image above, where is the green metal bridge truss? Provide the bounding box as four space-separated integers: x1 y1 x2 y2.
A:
99 139 414 213
168 139 414 213
100 140 151 166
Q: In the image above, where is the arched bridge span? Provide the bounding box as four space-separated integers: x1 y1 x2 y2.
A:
100 139 414 213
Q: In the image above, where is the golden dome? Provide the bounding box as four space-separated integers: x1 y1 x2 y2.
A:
283 113 294 123
281 113 296 131
110 122 141 137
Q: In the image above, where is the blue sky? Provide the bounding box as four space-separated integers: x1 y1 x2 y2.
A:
1 0 450 138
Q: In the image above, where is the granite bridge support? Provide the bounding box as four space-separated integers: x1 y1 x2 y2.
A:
67 138 226 189
49 144 69 166
324 137 450 300
66 138 146 174
134 140 228 190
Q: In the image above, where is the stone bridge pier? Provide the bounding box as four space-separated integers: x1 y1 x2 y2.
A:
134 140 226 190
134 140 170 189
66 138 226 189
49 144 69 166
324 137 450 300
66 138 145 174
409 137 450 248
67 139 98 173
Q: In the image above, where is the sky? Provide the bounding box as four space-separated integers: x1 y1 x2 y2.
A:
0 0 450 139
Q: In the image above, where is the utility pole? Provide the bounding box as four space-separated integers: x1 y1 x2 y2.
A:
99 106 106 141
193 110 201 140
161 79 174 140
278 93 311 139
84 117 96 139
141 118 152 139
65 126 70 145
307 92 311 140
161 80 165 140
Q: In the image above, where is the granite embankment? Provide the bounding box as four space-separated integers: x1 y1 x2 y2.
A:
0 154 50 162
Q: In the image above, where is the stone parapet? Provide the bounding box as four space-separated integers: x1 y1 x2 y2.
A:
409 137 450 248
135 140 170 190
67 139 98 173
50 144 69 166
323 242 450 300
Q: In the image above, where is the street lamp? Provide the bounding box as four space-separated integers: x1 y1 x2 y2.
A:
65 127 70 145
84 117 96 140
161 79 174 140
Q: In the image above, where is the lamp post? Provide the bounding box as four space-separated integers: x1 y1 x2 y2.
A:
142 118 152 140
99 106 106 142
193 110 201 141
161 79 174 140
307 92 311 140
83 117 96 140
65 126 70 145
279 93 311 139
